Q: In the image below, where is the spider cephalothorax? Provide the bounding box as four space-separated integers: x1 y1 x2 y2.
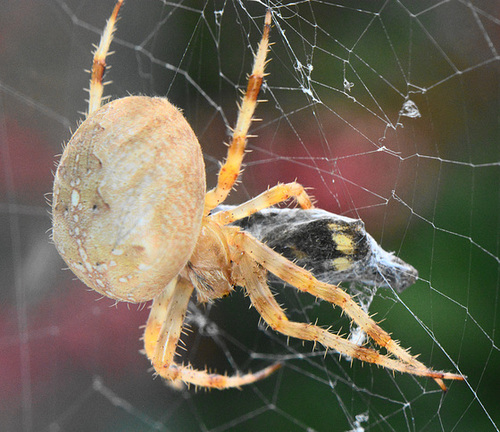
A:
52 0 463 390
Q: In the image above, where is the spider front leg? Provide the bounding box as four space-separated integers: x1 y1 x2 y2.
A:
88 0 124 115
204 10 272 214
211 181 314 226
233 248 431 376
231 231 465 390
143 276 281 389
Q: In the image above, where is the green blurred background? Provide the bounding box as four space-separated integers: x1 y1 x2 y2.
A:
1 1 498 431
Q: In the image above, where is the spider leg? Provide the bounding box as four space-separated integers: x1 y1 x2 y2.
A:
211 181 314 225
204 10 272 214
234 249 440 379
231 231 465 390
144 276 281 389
87 0 124 116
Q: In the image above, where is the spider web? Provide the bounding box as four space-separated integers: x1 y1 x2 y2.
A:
1 0 499 431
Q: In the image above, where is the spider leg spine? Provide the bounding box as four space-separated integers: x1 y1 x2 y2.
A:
234 248 443 377
211 181 313 226
88 0 124 116
144 275 282 389
231 230 464 389
204 10 272 213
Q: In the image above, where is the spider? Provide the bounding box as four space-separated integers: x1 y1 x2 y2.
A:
52 1 464 390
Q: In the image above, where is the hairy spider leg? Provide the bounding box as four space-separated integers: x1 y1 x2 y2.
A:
143 276 281 389
212 181 459 390
210 181 314 226
88 0 124 116
204 10 272 214
235 251 432 377
231 231 465 390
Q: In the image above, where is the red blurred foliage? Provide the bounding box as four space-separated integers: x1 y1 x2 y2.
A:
245 113 419 227
0 283 149 407
1 119 55 199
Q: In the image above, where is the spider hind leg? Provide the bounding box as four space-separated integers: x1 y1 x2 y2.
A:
143 276 281 389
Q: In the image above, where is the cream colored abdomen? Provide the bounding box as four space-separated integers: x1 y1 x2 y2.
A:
52 96 206 302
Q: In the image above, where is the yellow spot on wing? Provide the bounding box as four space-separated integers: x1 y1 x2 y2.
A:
331 257 353 271
331 232 355 255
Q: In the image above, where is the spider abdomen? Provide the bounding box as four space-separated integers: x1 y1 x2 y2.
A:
52 96 206 302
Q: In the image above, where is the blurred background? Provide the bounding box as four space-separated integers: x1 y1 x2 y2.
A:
1 1 499 431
